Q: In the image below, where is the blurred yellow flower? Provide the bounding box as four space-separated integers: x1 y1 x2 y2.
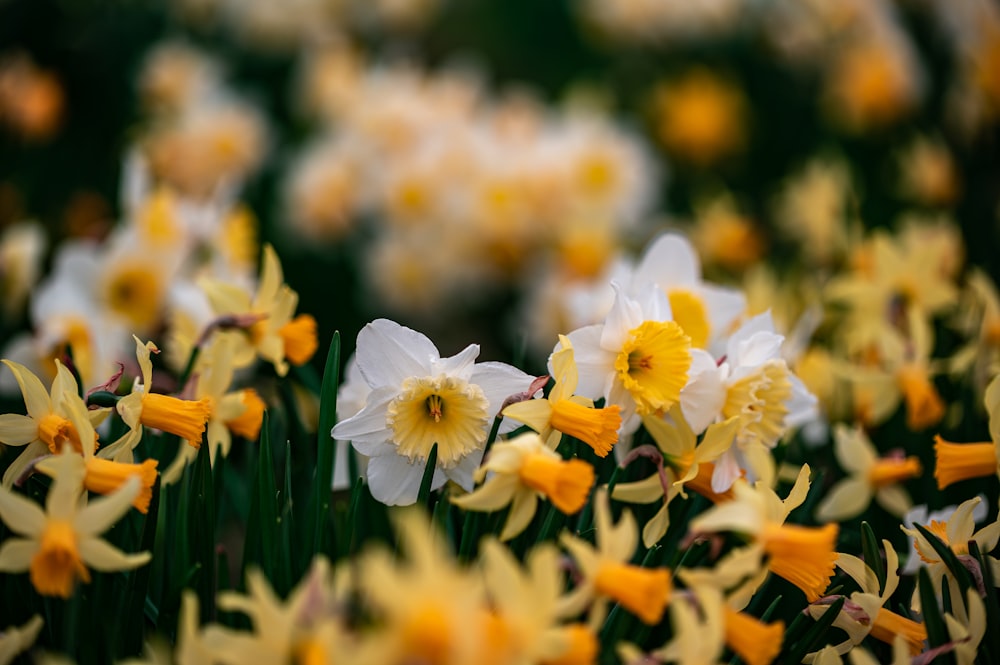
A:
652 68 746 166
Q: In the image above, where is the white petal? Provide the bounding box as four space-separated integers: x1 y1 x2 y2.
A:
365 453 443 506
679 350 726 434
732 331 785 369
600 283 643 351
632 233 700 289
726 312 777 362
559 325 612 399
785 373 819 428
355 319 439 388
431 344 480 381
471 362 533 420
700 284 746 341
79 537 151 571
633 281 673 322
330 387 395 445
445 448 485 491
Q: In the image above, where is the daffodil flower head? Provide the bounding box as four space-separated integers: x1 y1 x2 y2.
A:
559 282 692 436
933 373 1000 489
503 335 621 457
0 449 150 598
815 424 920 522
451 432 595 540
116 336 211 447
559 488 672 626
332 318 532 506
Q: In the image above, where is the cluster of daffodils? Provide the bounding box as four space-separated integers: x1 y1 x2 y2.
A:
285 45 656 319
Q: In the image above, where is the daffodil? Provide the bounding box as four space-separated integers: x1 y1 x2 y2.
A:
479 539 598 665
619 587 726 665
815 424 921 522
807 540 926 658
901 496 1000 614
628 232 746 352
162 334 265 484
115 336 211 459
691 465 838 602
0 451 150 598
559 489 672 626
933 373 1000 489
0 358 106 486
451 432 595 540
201 244 317 376
331 319 531 505
611 407 740 547
560 282 692 436
679 312 818 491
502 336 621 457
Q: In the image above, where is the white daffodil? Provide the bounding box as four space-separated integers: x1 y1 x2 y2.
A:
628 232 746 353
331 319 532 506
679 312 818 491
559 282 692 436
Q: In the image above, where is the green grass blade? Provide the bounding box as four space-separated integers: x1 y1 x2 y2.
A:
311 331 340 559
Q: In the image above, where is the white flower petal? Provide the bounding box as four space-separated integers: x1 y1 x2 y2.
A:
431 344 480 380
726 312 777 362
600 283 643 351
559 325 611 399
0 538 38 571
355 319 439 388
0 486 46 536
470 362 532 420
699 284 746 342
330 387 396 445
365 453 444 506
679 350 726 434
631 233 700 289
732 331 785 369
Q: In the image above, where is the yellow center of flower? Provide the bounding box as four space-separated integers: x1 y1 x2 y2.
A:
933 436 997 490
761 522 838 602
279 314 318 366
867 456 923 488
140 393 211 445
577 153 617 198
722 606 785 665
37 413 80 454
84 457 159 514
593 561 671 625
722 360 792 449
293 638 326 665
896 365 945 431
549 400 621 457
139 190 181 244
517 454 594 514
869 608 927 656
225 388 266 441
30 520 90 598
614 321 691 416
917 520 969 563
540 624 598 665
387 375 490 468
104 264 164 331
667 289 711 349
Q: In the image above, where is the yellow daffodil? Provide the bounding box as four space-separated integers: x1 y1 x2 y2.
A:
901 496 1000 615
0 451 150 598
452 432 595 541
807 540 926 658
933 373 1000 489
815 424 921 521
115 336 211 456
945 589 986 665
612 407 740 547
691 465 838 602
162 335 266 484
559 489 671 627
0 359 107 487
479 539 598 665
502 336 621 457
201 244 318 376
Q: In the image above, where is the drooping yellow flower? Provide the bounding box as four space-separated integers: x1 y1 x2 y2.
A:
807 539 926 658
0 451 150 598
201 244 318 376
933 373 1000 489
692 465 838 602
559 489 671 626
815 424 921 521
611 407 740 547
116 336 211 453
0 359 107 487
503 336 620 457
452 432 594 541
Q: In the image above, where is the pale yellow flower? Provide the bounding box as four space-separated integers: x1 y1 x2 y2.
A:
0 615 43 665
0 451 150 598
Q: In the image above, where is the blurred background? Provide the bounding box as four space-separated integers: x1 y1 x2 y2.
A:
0 0 998 379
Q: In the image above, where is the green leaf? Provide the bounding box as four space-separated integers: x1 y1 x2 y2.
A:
914 524 974 597
782 596 845 663
860 522 886 595
310 331 340 559
243 411 278 581
418 443 438 506
970 540 999 665
121 476 161 657
918 567 949 651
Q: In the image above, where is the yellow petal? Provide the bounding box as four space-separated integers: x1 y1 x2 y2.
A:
78 537 151 571
1 359 50 420
612 474 667 504
0 538 39 572
0 414 38 446
451 475 520 512
0 484 46 536
75 476 140 536
502 398 553 434
815 477 872 522
500 490 538 541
